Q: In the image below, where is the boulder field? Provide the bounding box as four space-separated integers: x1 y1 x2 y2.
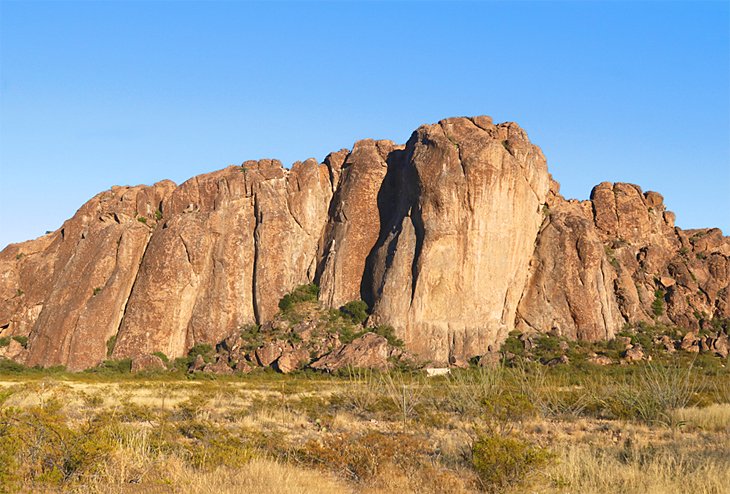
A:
1 116 728 370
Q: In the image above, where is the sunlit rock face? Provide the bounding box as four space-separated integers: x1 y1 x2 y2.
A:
1 116 727 369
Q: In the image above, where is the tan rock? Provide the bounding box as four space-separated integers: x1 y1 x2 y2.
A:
131 354 167 372
22 181 176 371
680 332 700 353
189 354 206 372
368 117 550 365
478 352 501 368
318 139 402 309
623 345 645 362
545 355 569 366
710 333 729 358
275 347 310 374
2 115 729 371
256 341 284 367
310 332 395 372
588 354 613 366
112 160 332 361
203 359 234 375
516 199 623 341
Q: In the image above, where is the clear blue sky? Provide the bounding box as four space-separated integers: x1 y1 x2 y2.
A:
1 1 728 249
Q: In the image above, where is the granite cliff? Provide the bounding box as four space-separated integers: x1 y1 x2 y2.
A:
1 116 728 370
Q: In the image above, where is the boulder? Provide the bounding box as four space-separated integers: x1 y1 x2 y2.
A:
275 347 310 374
544 355 569 366
203 358 234 375
622 345 645 362
588 354 613 366
680 332 700 353
654 334 676 353
310 333 395 372
131 354 167 372
189 354 206 372
478 352 501 368
710 333 729 358
256 342 284 367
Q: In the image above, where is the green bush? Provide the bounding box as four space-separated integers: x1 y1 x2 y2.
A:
187 343 214 363
471 434 552 491
11 336 28 348
87 359 132 374
607 362 698 426
372 325 404 348
652 289 665 317
105 335 117 358
240 324 264 352
341 300 369 324
501 332 525 356
278 284 319 312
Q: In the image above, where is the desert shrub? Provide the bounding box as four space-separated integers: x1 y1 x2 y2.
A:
380 372 427 430
295 431 433 482
176 420 253 468
240 323 264 352
337 325 362 345
652 289 665 317
501 331 525 356
105 335 116 358
0 360 30 373
340 300 369 324
607 362 699 426
471 434 552 492
0 405 115 489
188 343 214 363
372 324 404 348
278 284 319 312
443 366 505 417
11 336 28 348
512 363 589 419
87 359 132 374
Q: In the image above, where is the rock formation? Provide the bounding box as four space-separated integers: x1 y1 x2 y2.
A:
0 115 728 370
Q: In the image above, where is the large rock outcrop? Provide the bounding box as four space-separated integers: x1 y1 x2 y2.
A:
1 115 728 370
366 117 551 364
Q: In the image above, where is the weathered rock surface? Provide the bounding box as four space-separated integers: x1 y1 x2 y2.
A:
131 354 167 372
1 115 729 370
310 333 397 372
367 117 551 365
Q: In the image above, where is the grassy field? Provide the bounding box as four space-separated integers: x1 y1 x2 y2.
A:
0 358 728 493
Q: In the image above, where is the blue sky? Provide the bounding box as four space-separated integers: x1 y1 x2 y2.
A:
1 1 728 248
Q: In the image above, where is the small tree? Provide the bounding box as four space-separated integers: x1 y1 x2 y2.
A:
652 289 665 318
341 300 369 324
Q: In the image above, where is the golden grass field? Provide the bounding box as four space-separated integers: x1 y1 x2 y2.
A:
0 360 729 494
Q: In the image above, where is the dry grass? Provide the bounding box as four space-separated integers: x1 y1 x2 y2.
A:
1 363 729 493
544 440 730 494
76 457 349 494
674 404 730 433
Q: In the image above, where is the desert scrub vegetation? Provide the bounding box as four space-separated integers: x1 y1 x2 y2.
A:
0 345 728 492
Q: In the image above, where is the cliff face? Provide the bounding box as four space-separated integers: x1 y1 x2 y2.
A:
1 116 728 369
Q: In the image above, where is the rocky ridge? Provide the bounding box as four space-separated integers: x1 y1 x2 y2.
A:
1 116 728 371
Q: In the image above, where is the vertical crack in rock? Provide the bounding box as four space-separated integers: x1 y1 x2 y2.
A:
251 193 262 324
